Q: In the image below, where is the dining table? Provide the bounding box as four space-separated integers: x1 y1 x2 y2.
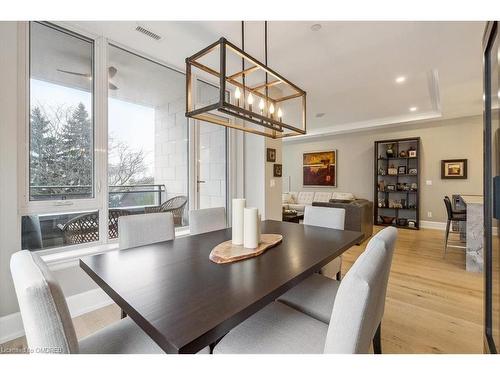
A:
79 219 363 353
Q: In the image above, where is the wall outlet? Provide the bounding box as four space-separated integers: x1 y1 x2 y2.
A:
427 211 433 218
270 179 275 188
426 180 433 186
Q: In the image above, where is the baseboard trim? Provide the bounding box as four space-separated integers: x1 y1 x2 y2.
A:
420 220 447 230
0 288 113 344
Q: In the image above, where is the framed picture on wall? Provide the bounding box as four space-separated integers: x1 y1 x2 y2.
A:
273 164 282 177
303 150 337 187
441 159 468 179
266 148 276 162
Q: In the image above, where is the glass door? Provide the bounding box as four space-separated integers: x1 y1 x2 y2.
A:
483 21 500 354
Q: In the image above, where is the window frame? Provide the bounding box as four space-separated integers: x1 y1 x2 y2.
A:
18 21 238 259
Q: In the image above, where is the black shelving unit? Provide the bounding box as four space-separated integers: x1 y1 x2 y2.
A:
374 137 420 230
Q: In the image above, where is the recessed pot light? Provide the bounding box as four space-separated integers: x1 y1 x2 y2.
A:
409 106 418 112
395 76 406 84
311 24 322 32
315 112 325 118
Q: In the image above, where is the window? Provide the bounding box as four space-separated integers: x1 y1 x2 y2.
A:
29 22 94 201
107 45 188 235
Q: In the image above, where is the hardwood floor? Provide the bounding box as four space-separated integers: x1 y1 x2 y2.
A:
0 226 483 354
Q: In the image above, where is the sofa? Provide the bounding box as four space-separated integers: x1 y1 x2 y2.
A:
282 191 373 244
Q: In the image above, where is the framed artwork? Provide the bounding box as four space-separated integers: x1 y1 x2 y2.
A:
408 168 418 175
441 159 468 179
386 184 396 191
303 150 336 187
273 164 282 177
398 166 407 175
266 148 276 162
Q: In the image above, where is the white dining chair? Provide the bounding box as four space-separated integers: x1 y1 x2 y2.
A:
277 226 397 345
119 212 175 250
189 207 226 235
214 232 394 354
304 205 345 279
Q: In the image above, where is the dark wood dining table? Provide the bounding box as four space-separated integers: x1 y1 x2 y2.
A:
80 220 363 354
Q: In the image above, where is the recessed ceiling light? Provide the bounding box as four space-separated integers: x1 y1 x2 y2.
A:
409 106 418 112
315 112 325 118
311 24 322 32
395 76 406 84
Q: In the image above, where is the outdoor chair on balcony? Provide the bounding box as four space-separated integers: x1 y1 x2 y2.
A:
145 195 188 226
57 209 132 244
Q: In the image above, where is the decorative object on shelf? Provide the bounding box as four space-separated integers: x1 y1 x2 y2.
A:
408 203 416 209
386 184 396 191
273 163 282 177
378 198 386 208
185 21 306 139
266 148 276 162
388 164 398 175
232 198 246 245
378 167 386 176
410 182 418 191
408 168 418 175
380 215 395 224
399 150 407 158
303 150 336 186
401 198 407 208
397 218 408 226
386 143 396 158
398 166 407 174
408 220 416 228
209 234 283 264
378 180 385 192
389 199 403 209
243 207 260 249
441 159 468 179
408 147 417 158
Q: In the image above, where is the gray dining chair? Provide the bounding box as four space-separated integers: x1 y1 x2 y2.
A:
214 232 394 354
10 250 166 354
277 226 397 352
189 207 226 235
304 205 346 280
119 212 175 250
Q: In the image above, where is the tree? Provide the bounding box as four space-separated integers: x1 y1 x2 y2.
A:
30 106 58 188
108 137 149 186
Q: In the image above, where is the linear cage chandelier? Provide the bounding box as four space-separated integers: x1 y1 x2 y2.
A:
185 22 307 138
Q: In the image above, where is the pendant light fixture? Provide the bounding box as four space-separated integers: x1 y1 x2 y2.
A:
185 21 307 138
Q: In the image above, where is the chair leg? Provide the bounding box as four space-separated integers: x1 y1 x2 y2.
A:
121 309 127 319
443 220 451 258
336 270 341 281
373 323 382 354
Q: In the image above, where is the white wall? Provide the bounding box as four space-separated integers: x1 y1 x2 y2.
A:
282 115 483 223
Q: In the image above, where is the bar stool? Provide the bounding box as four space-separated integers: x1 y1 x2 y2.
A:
443 196 467 257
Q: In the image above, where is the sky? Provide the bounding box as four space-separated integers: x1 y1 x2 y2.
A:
31 79 155 177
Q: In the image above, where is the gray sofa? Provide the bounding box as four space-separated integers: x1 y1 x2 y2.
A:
312 199 373 245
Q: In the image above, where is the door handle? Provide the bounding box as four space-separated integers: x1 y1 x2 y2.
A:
197 180 206 184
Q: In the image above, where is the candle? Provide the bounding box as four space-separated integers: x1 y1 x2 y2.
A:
277 108 283 122
235 87 241 107
243 207 259 249
247 93 254 112
232 198 246 245
269 103 275 119
259 98 265 115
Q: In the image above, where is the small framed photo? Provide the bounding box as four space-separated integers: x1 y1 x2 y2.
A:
266 148 276 162
441 159 468 179
273 164 282 177
408 150 417 158
408 168 418 175
398 166 407 175
386 184 396 191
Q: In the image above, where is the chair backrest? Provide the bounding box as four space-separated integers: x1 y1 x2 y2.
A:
189 207 226 235
324 226 397 353
443 196 453 220
304 205 345 230
119 212 175 250
10 250 79 354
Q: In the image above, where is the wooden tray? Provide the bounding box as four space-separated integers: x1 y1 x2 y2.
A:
209 234 283 264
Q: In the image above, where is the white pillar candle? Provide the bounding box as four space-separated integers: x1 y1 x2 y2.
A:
257 214 261 244
232 198 246 245
243 207 259 249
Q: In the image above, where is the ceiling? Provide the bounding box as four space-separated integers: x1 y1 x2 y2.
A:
64 21 485 138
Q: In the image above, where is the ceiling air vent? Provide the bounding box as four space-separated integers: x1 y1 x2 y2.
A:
135 25 162 41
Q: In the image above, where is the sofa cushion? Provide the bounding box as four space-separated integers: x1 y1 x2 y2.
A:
282 193 295 204
313 192 332 203
331 192 355 201
297 192 315 205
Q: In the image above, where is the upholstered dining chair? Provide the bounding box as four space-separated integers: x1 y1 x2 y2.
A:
303 205 346 280
213 231 395 354
10 250 164 354
443 196 466 257
277 226 397 353
118 212 175 250
189 207 226 235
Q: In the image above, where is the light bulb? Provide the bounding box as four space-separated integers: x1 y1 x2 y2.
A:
247 93 254 105
277 108 283 121
235 87 241 99
269 103 275 114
